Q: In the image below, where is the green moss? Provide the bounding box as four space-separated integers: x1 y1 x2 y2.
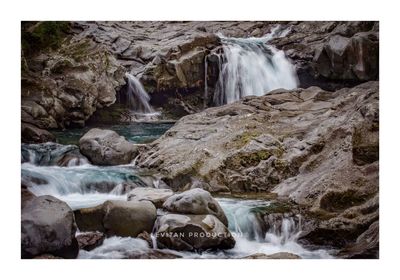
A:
250 201 293 215
22 21 70 56
320 189 372 212
228 131 261 149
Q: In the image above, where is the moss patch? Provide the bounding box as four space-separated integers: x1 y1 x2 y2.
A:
320 189 372 212
22 21 70 56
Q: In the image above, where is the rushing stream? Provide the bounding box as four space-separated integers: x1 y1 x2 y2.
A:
21 123 332 259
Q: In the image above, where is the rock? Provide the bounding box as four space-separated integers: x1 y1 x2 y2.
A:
33 254 63 259
137 231 154 248
74 200 157 238
22 26 126 129
155 214 235 251
21 142 88 166
337 221 379 258
138 82 379 249
21 123 55 144
313 32 379 81
127 187 174 208
74 204 105 232
103 200 157 237
21 195 79 258
76 232 106 251
163 188 228 226
21 187 36 209
79 128 139 165
269 21 378 90
243 252 301 259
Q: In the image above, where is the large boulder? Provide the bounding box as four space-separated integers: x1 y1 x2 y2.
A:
155 214 235 251
163 188 228 226
103 200 157 237
128 187 174 208
79 128 139 165
74 200 157 238
21 195 79 258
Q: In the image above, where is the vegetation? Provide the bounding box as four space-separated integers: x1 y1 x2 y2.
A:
21 21 70 56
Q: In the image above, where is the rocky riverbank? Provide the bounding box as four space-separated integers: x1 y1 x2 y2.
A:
21 21 379 259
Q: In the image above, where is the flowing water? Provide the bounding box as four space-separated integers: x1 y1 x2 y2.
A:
78 198 332 259
52 122 174 145
208 26 298 105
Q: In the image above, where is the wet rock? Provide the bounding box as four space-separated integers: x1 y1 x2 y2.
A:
21 123 55 144
127 187 174 208
33 254 63 259
21 187 36 209
21 195 79 259
155 214 235 251
76 232 106 251
21 29 126 129
79 128 139 165
313 32 379 81
163 188 228 226
138 82 379 249
74 204 106 232
243 252 301 259
21 142 88 166
137 231 154 248
102 200 157 237
337 221 379 259
74 200 157 238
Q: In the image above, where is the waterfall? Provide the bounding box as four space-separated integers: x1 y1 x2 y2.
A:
211 26 298 105
125 73 156 115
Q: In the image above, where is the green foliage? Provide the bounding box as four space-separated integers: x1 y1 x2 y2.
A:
21 21 70 56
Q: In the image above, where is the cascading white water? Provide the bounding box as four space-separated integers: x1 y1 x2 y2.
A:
210 26 298 105
125 73 158 116
216 198 332 258
21 161 148 210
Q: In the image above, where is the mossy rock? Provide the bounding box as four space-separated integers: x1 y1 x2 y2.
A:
22 21 70 56
250 200 293 215
319 189 372 212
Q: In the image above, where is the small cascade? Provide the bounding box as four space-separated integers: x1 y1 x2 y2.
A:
210 26 298 105
21 162 146 210
124 73 159 119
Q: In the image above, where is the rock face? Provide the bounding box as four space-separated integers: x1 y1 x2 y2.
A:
79 128 138 165
155 214 235 251
21 123 55 144
127 187 174 208
336 220 379 258
313 32 379 81
74 200 157 238
163 188 228 226
138 82 379 249
22 23 125 130
22 21 378 125
21 195 79 258
270 21 378 90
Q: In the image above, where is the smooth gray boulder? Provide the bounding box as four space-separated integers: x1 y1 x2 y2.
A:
128 187 174 208
21 195 79 258
163 188 228 226
155 214 235 251
102 200 157 237
79 128 138 165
